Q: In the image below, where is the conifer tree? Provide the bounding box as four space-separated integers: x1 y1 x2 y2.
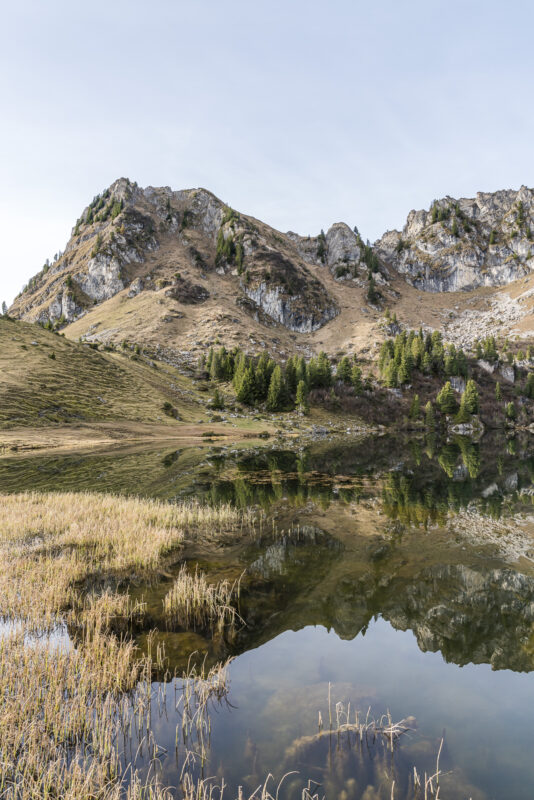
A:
409 394 420 420
296 356 307 386
236 366 255 405
424 401 435 429
462 379 479 414
209 350 222 381
422 351 432 374
254 352 271 401
211 387 224 410
308 351 332 388
336 356 352 384
284 355 298 396
351 364 363 395
495 382 502 401
456 349 468 378
505 401 516 421
397 352 411 385
436 381 457 414
367 274 378 304
384 360 398 388
232 352 247 391
455 395 471 423
266 365 285 411
525 373 534 399
295 379 309 414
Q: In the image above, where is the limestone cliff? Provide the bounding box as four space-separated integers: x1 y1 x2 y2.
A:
375 185 534 292
10 178 339 334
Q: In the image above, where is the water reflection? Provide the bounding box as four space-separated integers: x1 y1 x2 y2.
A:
4 432 534 797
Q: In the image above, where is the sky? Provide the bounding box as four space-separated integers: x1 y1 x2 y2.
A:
2 0 534 305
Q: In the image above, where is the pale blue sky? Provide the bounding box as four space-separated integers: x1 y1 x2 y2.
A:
2 0 533 304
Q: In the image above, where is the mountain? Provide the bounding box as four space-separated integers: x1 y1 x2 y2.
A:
376 186 534 292
9 179 534 359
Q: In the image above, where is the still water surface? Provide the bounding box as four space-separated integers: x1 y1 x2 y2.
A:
3 432 534 798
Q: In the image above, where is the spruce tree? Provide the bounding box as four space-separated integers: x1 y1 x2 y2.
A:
284 355 298 396
232 352 247 391
384 360 398 388
456 349 468 378
525 373 534 399
209 351 221 381
254 352 271 401
422 351 432 374
351 364 363 395
505 401 516 421
462 379 479 414
211 387 224 410
295 379 309 414
495 382 502 401
236 366 256 405
436 381 457 414
296 356 307 386
398 352 411 385
266 366 284 411
367 274 378 304
336 356 352 384
409 394 421 420
424 401 435 429
455 395 471 424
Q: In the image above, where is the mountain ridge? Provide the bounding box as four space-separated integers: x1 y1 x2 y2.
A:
9 179 534 361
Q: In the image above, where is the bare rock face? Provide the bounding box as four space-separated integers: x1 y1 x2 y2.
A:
375 185 534 291
240 247 338 332
10 178 340 335
325 223 361 269
287 223 364 281
242 281 336 332
164 277 209 304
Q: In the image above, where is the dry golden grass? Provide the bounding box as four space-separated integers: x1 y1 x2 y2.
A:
163 564 242 633
0 316 207 429
0 491 251 799
0 491 245 629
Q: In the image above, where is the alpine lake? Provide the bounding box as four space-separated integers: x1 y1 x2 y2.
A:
3 430 534 800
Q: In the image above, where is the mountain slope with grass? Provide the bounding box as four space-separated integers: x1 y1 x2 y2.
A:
0 316 207 429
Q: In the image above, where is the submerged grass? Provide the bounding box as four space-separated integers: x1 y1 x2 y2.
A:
0 491 251 799
163 564 243 633
0 491 247 629
0 491 457 799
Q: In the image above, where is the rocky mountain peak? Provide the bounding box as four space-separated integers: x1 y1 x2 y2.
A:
10 179 339 335
376 185 534 291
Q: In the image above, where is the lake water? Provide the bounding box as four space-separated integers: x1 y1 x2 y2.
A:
3 432 534 799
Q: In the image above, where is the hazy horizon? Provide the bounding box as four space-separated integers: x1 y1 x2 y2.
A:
2 0 534 305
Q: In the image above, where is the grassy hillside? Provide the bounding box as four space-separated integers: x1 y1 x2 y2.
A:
0 317 206 428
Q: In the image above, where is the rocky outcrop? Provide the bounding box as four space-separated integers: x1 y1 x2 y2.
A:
242 281 337 332
287 223 365 281
164 277 209 304
241 246 339 331
325 222 362 272
376 185 534 291
10 178 340 334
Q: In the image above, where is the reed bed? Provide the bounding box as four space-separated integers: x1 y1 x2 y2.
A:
0 491 246 629
163 565 243 633
0 491 251 799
